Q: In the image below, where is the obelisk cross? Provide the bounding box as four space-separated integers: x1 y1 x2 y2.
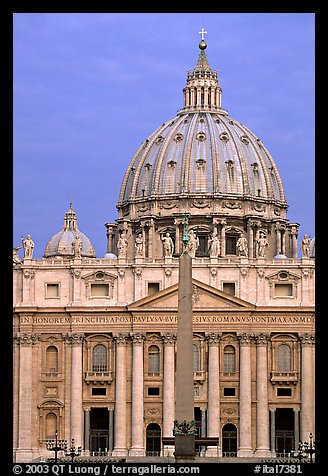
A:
199 28 208 41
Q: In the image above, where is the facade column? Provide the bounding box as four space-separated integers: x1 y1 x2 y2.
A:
206 333 221 457
15 333 39 462
129 333 146 456
238 333 254 457
108 408 114 455
84 409 90 454
300 333 315 441
294 408 300 451
112 333 129 457
270 409 276 453
162 332 176 456
67 333 84 447
255 334 271 456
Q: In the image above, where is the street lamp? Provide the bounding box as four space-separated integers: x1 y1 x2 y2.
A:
292 433 315 463
45 430 67 463
65 438 82 463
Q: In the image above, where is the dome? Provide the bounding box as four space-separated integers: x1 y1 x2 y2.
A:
118 41 286 218
44 204 96 258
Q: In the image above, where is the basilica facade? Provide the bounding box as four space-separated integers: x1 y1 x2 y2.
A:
13 37 315 463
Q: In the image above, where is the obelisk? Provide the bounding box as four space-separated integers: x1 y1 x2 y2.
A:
174 213 195 461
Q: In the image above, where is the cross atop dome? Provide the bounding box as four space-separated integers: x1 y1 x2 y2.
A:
199 28 207 41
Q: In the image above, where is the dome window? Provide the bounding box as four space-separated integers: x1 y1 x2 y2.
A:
220 132 229 142
167 160 177 169
155 135 164 144
144 163 152 170
196 158 206 168
251 162 259 172
240 135 249 145
173 133 183 143
225 159 234 169
196 131 206 142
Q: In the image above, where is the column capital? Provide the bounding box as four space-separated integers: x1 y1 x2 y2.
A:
162 332 177 345
65 332 85 346
255 333 269 346
299 333 315 346
114 332 130 346
206 332 221 346
238 332 254 346
130 332 146 345
14 332 40 346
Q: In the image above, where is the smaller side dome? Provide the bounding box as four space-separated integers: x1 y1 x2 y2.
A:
44 203 96 258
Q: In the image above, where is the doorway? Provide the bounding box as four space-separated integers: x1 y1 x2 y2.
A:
90 408 109 454
222 423 237 457
146 423 161 456
275 408 295 455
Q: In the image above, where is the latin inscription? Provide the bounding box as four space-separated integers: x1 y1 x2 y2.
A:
20 315 314 325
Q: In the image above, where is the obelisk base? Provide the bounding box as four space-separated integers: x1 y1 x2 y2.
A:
174 435 195 462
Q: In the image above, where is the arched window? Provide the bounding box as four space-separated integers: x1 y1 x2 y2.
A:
276 344 292 372
92 344 108 372
45 412 57 439
224 345 236 373
148 345 160 375
46 346 58 373
193 344 200 371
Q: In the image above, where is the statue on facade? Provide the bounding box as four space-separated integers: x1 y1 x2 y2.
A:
208 231 220 257
236 234 248 257
72 235 83 257
301 234 311 258
13 246 23 265
135 233 144 257
187 229 199 258
117 232 128 258
257 232 268 258
162 232 174 257
21 234 35 259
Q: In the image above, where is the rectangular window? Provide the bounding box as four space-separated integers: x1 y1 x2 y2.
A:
91 387 106 396
226 236 237 255
91 284 109 297
223 282 235 296
46 283 60 298
277 387 292 397
274 284 293 297
148 282 160 295
223 387 236 396
147 387 160 396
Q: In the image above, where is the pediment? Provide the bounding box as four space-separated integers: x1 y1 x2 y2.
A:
81 270 117 282
128 279 255 310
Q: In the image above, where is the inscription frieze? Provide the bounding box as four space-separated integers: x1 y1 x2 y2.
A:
19 314 314 325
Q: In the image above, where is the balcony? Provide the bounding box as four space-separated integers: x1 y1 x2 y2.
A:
193 370 206 383
270 371 298 385
85 371 113 385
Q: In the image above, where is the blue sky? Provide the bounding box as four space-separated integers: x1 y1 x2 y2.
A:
13 12 315 258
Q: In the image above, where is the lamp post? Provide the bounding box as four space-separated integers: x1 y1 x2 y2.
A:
65 438 82 463
45 430 67 463
292 432 315 463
